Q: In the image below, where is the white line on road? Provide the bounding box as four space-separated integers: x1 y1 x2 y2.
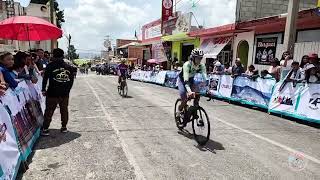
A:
127 81 320 166
214 117 320 165
85 79 146 180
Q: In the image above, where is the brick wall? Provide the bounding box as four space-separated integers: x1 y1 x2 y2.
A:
128 47 143 60
236 0 317 22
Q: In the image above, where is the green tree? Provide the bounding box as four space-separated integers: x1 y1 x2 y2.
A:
30 0 65 28
67 45 79 60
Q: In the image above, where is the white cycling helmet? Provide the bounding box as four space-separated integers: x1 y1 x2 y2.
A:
215 61 222 66
191 48 204 58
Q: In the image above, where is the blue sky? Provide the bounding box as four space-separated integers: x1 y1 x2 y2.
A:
56 0 236 57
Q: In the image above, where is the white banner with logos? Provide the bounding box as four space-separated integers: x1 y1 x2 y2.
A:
296 84 320 122
0 104 21 180
208 74 221 96
219 75 234 98
269 82 301 114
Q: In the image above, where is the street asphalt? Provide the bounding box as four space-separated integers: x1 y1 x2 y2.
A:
21 73 320 180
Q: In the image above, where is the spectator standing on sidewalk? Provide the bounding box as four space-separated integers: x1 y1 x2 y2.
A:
41 48 77 136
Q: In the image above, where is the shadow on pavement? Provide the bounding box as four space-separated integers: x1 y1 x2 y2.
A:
178 130 225 154
16 130 81 180
123 95 133 99
34 129 81 150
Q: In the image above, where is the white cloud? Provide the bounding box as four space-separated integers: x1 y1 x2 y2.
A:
59 0 236 56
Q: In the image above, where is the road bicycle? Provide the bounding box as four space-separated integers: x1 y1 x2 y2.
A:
118 76 128 97
174 92 211 145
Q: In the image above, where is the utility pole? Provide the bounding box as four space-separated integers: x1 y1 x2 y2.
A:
283 0 300 54
50 0 55 51
65 34 71 60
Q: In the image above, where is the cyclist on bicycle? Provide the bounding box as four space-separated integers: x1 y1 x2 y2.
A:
117 59 128 85
176 48 208 121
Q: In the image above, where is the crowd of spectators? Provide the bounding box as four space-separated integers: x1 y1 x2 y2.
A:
206 51 320 84
0 49 50 96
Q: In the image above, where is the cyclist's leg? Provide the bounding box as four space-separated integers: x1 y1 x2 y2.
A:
118 76 121 85
177 77 188 111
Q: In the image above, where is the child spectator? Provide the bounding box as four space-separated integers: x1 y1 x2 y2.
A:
245 65 259 80
224 63 232 75
268 58 281 82
286 61 305 87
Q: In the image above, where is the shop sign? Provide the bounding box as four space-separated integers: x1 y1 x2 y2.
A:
255 37 278 65
144 24 162 40
162 0 173 23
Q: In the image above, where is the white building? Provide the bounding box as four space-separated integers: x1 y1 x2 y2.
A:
0 1 57 52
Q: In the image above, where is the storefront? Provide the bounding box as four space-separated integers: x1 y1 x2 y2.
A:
162 33 200 64
235 8 320 72
161 12 201 67
189 24 243 70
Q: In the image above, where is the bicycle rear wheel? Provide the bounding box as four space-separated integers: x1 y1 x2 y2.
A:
174 99 184 130
192 107 210 146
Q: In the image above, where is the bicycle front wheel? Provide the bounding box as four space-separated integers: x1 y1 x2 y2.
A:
122 82 128 97
192 107 210 146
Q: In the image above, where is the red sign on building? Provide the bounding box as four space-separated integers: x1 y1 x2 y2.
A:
162 0 173 24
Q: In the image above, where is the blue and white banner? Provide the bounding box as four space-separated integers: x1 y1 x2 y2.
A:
155 71 167 84
232 76 276 107
165 71 180 88
296 84 320 122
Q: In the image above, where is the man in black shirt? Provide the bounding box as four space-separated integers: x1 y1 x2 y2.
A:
41 48 76 136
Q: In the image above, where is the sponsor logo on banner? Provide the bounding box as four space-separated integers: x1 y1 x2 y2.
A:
273 96 294 106
309 93 320 110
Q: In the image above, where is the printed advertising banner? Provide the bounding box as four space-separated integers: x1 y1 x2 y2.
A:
255 37 277 65
232 76 276 107
155 71 167 84
219 75 234 98
208 74 221 96
296 84 320 122
269 82 301 114
165 71 180 88
0 104 21 180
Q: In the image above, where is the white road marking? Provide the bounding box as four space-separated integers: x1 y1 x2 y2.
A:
214 117 320 165
85 79 146 180
128 81 320 166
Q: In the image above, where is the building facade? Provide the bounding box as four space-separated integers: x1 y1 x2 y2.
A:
236 0 317 22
